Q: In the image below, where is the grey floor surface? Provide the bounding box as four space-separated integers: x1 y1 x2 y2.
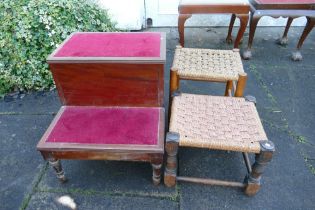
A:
1 26 314 210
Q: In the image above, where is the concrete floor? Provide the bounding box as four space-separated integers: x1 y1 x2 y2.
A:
0 27 315 210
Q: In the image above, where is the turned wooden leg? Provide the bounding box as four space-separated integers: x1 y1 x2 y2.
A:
164 132 180 187
244 141 275 196
243 13 261 60
151 158 163 185
178 14 192 47
292 17 315 61
226 14 237 44
169 68 180 120
49 159 67 183
225 81 233 96
234 73 247 97
277 17 293 46
170 68 180 95
234 14 248 49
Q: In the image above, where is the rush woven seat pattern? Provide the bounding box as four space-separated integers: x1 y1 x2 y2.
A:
172 46 244 81
169 93 267 153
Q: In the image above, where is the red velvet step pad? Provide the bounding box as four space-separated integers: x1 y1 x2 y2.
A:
47 106 160 145
256 0 315 4
54 32 161 58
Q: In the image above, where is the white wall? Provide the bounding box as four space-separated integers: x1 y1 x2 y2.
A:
94 0 145 30
145 0 307 27
92 0 307 30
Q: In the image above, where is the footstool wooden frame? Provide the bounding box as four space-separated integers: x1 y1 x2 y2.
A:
37 32 166 185
238 0 315 61
170 46 247 98
164 93 275 196
178 0 250 48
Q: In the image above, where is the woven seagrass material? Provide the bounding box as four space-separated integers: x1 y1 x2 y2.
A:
172 46 245 81
169 94 267 153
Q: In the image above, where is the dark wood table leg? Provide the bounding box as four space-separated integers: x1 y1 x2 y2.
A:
178 14 192 47
244 141 275 196
226 14 237 44
151 156 163 185
243 13 261 60
234 14 249 49
292 16 315 61
48 158 67 183
164 132 180 187
277 17 294 46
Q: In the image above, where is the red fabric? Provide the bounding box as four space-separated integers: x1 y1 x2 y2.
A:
256 0 315 4
54 32 161 57
47 107 160 145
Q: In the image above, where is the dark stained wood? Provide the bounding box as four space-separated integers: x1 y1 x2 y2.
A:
37 107 165 184
39 32 166 184
178 14 192 47
297 16 315 49
244 141 275 196
164 132 179 187
242 1 315 60
41 150 163 162
48 158 67 182
249 0 315 10
226 14 237 44
50 63 164 107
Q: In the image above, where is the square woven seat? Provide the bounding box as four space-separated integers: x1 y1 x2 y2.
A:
165 93 275 196
172 46 245 82
169 93 267 153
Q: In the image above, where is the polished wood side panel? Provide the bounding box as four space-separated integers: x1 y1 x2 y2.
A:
41 150 163 162
50 63 164 107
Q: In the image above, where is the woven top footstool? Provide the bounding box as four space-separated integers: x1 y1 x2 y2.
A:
178 0 250 48
241 0 315 61
164 93 275 196
171 46 247 97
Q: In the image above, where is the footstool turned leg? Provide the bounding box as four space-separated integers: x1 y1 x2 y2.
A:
152 162 162 185
277 17 293 46
244 141 275 196
225 80 233 96
235 72 247 97
292 17 315 61
164 132 180 187
243 14 261 60
226 14 236 44
49 159 67 183
170 68 179 95
178 14 192 47
169 68 180 121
